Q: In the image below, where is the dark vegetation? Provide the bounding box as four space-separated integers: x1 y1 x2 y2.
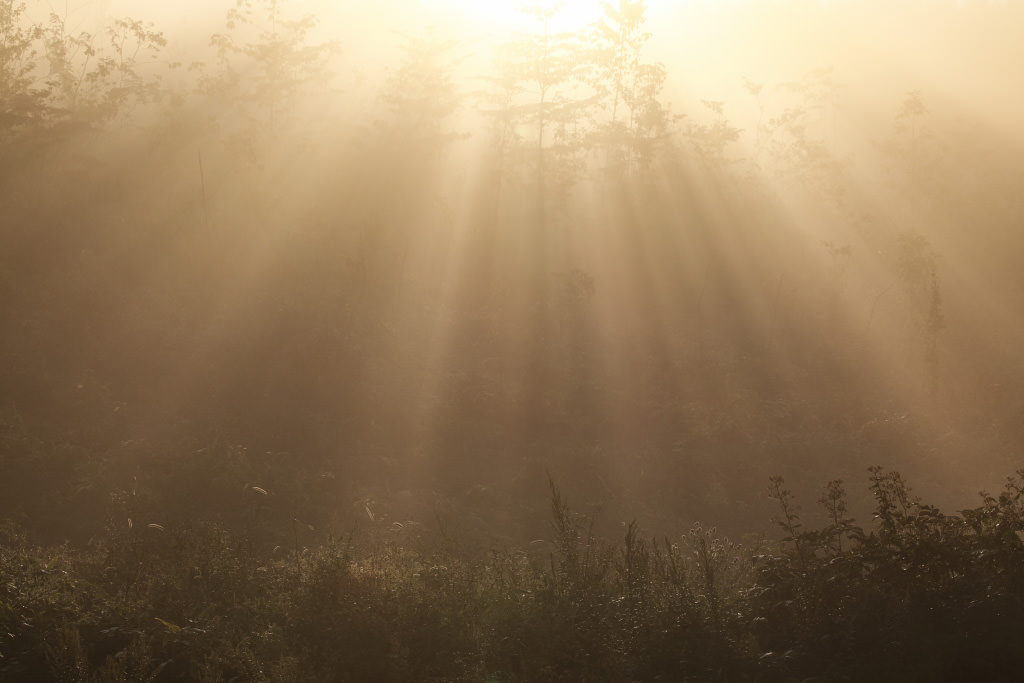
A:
5 474 1024 681
2 0 1024 679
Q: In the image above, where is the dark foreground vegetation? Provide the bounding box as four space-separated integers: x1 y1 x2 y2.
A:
4 471 1024 682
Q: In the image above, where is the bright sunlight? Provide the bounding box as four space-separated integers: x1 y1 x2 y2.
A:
5 0 1024 678
421 0 603 29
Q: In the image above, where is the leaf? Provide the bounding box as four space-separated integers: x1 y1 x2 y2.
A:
154 617 181 633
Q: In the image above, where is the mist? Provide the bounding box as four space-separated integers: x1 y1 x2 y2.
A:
2 1 1024 678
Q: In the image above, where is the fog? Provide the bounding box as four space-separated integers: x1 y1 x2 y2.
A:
2 0 1024 547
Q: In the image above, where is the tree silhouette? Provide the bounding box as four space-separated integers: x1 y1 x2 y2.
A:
885 91 945 397
685 99 742 172
585 0 672 176
203 0 339 164
379 28 463 172
0 1 47 138
367 28 465 293
485 2 592 220
0 2 166 170
761 68 846 203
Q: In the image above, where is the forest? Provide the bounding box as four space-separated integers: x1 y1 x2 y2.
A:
2 0 1024 679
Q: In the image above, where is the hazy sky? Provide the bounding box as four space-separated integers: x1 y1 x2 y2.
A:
31 0 1023 152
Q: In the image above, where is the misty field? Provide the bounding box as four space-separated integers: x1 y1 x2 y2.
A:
2 0 1024 680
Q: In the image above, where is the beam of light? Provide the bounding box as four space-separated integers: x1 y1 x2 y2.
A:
41 0 1024 529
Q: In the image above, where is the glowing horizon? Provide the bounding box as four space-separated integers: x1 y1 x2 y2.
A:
418 0 608 33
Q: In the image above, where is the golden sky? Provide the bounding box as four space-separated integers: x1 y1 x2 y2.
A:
49 0 1012 127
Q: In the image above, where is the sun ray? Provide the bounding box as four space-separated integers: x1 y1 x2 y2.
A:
418 0 612 33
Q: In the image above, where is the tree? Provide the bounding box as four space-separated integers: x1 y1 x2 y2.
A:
890 90 931 197
203 0 339 164
0 0 46 139
40 14 166 127
760 68 847 203
584 0 672 176
0 1 166 169
378 28 463 174
484 1 593 219
886 92 945 397
685 99 742 172
365 28 465 293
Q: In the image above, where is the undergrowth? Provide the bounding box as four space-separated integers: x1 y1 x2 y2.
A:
3 469 1024 682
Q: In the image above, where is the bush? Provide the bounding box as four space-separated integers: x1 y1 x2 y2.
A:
4 468 1024 681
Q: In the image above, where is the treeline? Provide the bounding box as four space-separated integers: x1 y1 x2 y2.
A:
1 0 1023 548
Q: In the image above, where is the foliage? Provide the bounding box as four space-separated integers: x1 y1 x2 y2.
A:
486 2 593 208
202 0 339 162
0 0 166 172
752 468 1024 682
584 0 673 176
5 469 1024 681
